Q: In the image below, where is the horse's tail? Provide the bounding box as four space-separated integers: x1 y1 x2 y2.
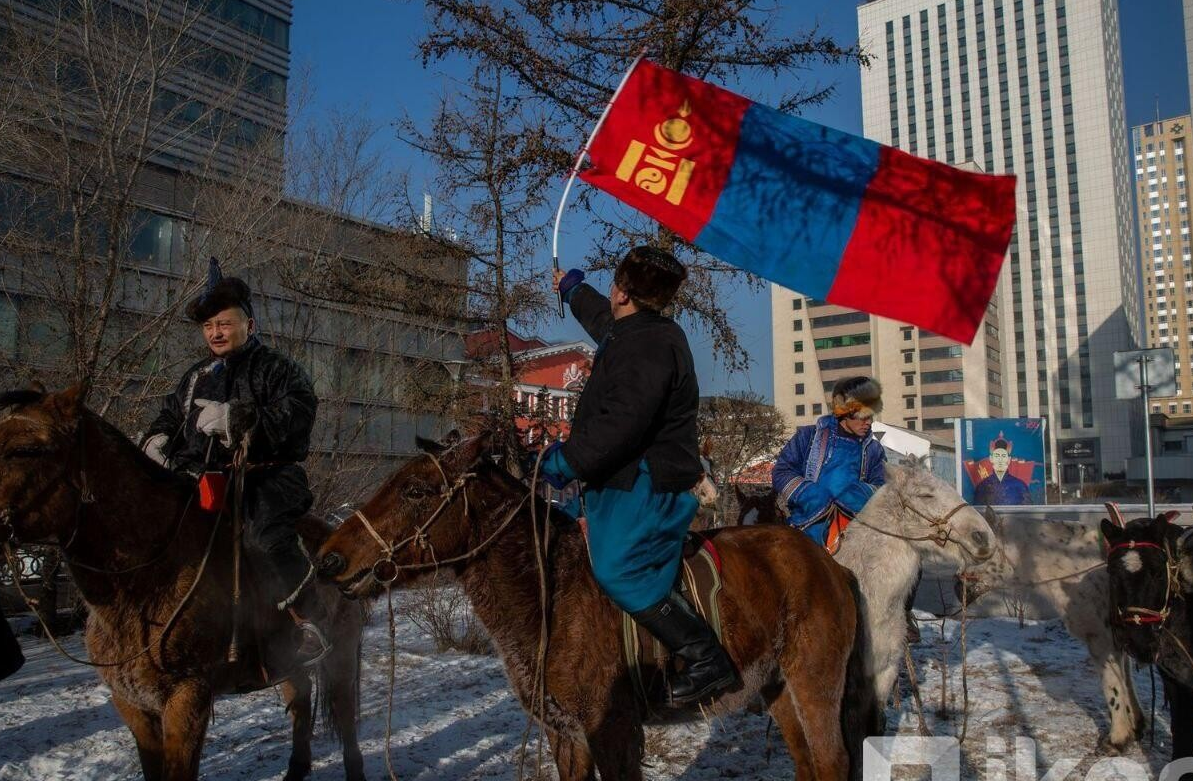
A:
841 572 881 781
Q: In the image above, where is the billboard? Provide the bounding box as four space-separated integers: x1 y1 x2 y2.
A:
955 417 1047 505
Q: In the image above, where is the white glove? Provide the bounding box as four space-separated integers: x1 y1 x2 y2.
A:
193 399 231 446
142 433 169 466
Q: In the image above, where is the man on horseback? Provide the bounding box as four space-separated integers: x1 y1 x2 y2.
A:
540 246 738 706
140 261 329 665
772 376 887 548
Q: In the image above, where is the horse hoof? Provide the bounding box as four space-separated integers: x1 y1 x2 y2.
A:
282 760 312 781
1096 733 1131 756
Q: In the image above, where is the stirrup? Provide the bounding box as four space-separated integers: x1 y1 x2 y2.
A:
295 622 332 667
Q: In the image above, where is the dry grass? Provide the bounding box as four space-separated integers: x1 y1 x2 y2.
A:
405 574 492 655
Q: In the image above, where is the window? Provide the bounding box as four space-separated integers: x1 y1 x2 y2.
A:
905 419 917 430
902 327 913 341
905 396 916 409
921 369 965 383
818 355 872 370
812 403 823 415
796 404 806 416
793 320 803 332
903 350 914 364
794 362 804 373
922 345 964 360
792 299 803 310
810 311 870 328
795 383 805 395
794 341 803 353
904 372 914 387
813 333 871 350
923 393 965 407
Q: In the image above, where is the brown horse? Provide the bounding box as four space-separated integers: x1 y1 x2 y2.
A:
317 433 876 781
0 386 366 781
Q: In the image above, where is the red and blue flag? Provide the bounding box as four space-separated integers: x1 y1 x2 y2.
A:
578 60 1017 344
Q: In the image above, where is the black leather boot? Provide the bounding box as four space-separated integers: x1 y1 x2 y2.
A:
631 589 739 706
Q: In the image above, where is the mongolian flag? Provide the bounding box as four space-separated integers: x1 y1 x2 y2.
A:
578 60 1017 344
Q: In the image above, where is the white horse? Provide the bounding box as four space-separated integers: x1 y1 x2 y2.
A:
959 513 1144 753
835 462 1003 727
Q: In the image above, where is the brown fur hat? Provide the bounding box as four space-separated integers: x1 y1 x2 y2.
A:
185 258 254 323
831 376 883 419
613 246 686 312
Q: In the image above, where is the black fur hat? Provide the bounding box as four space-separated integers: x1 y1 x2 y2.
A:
831 376 883 418
613 246 686 312
185 258 254 323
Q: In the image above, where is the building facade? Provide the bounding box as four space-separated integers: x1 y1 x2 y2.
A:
820 0 1138 484
1132 116 1193 419
772 291 1005 441
0 0 467 486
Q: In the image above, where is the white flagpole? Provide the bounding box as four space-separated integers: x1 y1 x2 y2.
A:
551 50 647 317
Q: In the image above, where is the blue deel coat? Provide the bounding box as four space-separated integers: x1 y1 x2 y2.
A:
771 415 887 544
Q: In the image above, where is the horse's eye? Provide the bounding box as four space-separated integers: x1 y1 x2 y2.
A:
403 485 432 500
5 447 47 459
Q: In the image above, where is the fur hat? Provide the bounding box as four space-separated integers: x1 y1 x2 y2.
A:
989 433 1012 453
613 246 686 312
185 258 254 323
831 376 883 419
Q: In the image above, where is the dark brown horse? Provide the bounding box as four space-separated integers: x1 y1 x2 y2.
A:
317 433 876 781
0 386 366 781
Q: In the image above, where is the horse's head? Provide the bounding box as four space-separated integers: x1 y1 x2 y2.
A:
1102 510 1182 662
0 384 91 546
879 462 997 567
953 507 1015 604
316 431 499 599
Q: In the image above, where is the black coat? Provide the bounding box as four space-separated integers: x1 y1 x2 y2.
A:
145 337 318 476
560 283 702 493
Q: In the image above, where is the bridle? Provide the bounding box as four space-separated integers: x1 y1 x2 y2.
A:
352 452 527 584
1107 538 1181 628
0 417 92 548
850 496 977 557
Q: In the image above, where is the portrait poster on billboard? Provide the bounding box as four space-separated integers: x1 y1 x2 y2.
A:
954 417 1047 505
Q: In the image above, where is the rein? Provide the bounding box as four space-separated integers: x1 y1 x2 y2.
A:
354 453 528 583
1107 539 1181 628
848 498 978 557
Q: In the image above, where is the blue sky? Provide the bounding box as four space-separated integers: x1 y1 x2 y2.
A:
291 0 1189 401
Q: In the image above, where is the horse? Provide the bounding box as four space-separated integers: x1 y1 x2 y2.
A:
1101 511 1193 767
316 432 878 781
825 463 999 724
0 386 367 781
732 484 782 526
728 463 1000 723
957 509 1146 753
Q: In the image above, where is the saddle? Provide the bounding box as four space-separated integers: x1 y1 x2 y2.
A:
621 533 725 707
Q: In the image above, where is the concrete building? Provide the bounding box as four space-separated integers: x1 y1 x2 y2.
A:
0 0 466 474
787 0 1140 485
1131 116 1193 421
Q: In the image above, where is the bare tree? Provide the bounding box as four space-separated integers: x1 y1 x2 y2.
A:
419 0 867 371
698 391 787 488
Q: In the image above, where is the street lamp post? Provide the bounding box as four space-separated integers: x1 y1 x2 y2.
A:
1137 354 1156 519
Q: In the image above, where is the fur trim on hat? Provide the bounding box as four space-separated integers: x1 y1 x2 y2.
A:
831 376 883 418
613 246 686 312
186 277 254 323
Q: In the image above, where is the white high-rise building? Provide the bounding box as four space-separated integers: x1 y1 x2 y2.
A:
846 0 1140 482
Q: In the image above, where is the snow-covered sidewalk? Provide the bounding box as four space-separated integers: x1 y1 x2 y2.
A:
0 603 1177 780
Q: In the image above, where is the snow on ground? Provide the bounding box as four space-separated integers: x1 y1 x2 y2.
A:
0 599 1178 780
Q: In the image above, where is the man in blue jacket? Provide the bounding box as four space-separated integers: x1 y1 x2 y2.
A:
539 246 738 707
772 376 887 547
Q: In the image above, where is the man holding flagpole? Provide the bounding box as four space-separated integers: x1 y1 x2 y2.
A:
535 246 739 707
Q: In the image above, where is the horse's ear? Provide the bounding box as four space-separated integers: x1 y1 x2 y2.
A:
27 380 45 394
1101 518 1124 545
451 431 495 469
701 438 713 458
442 429 461 448
1104 502 1126 528
49 382 89 420
1161 510 1181 524
983 505 1004 535
733 484 746 501
883 462 907 485
415 435 447 455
